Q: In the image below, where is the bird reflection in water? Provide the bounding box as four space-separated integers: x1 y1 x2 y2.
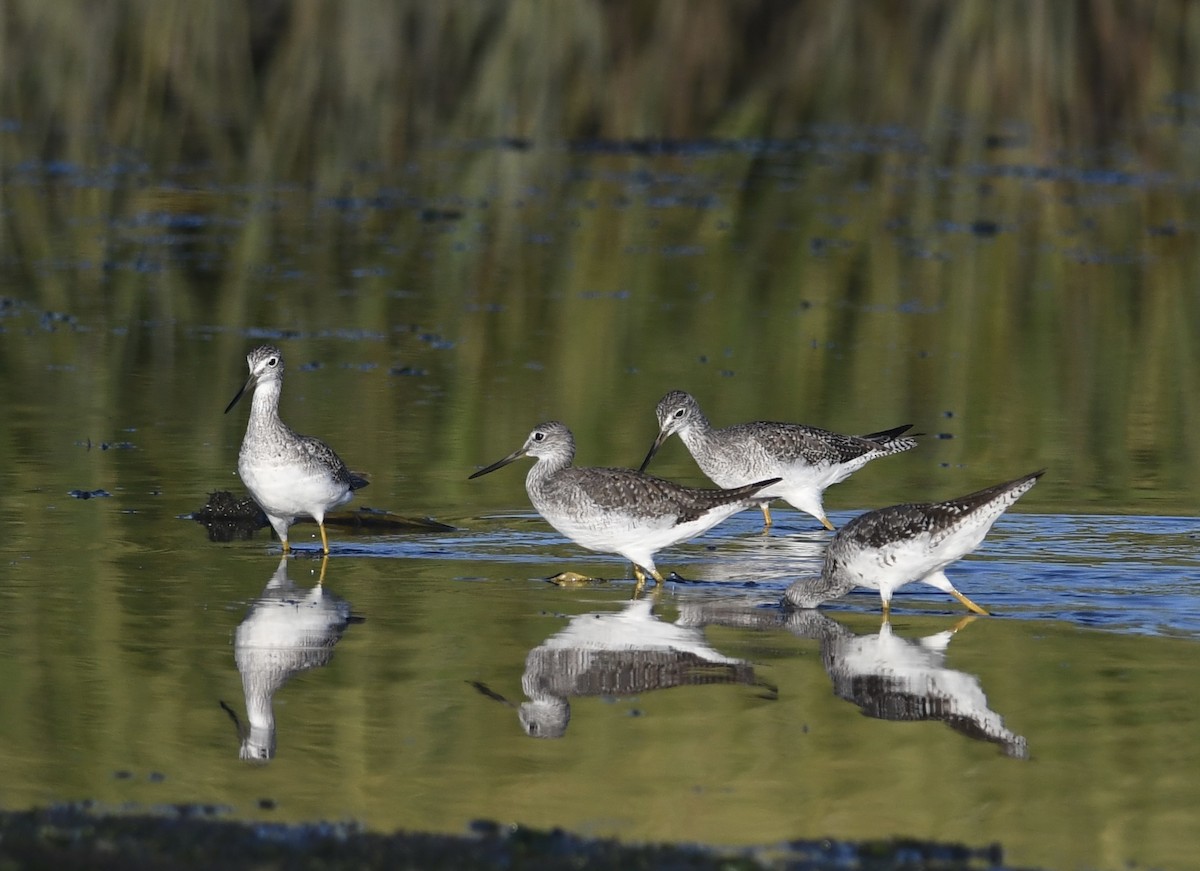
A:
473 598 776 738
221 556 363 761
676 601 1028 758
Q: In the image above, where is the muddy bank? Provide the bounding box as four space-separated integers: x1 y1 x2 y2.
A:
0 804 1027 870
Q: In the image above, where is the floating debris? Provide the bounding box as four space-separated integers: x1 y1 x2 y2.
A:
68 489 111 500
546 571 606 587
417 332 455 350
342 507 455 532
77 438 137 451
40 310 81 331
419 207 464 222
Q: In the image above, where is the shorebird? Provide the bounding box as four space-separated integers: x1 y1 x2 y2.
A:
225 345 368 554
639 390 918 532
469 420 779 588
784 470 1044 615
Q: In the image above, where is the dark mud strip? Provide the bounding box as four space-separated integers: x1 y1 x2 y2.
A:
0 804 1032 870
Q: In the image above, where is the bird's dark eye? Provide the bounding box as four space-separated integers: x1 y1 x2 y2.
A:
267 357 278 367
673 408 685 418
533 432 545 442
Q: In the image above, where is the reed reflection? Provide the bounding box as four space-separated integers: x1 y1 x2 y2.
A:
500 598 774 738
222 557 362 761
677 601 1028 758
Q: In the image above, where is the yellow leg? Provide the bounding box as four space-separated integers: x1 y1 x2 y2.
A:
319 522 330 555
632 565 666 589
281 539 291 554
318 555 328 585
950 588 990 616
881 599 891 616
819 515 835 532
761 503 773 529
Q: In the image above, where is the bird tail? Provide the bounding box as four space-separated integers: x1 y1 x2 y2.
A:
950 469 1045 512
731 476 782 503
859 423 920 454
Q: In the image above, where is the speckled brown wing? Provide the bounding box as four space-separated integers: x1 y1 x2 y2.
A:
556 467 779 524
716 421 913 466
297 434 367 490
834 470 1044 552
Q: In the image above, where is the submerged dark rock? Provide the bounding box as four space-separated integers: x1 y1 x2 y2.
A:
185 491 455 543
187 490 268 543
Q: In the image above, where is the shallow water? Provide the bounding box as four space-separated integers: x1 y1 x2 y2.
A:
2 490 1200 871
5 31 1200 867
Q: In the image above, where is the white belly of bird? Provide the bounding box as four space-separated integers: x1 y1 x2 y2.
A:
841 520 993 599
538 501 748 569
240 461 350 522
770 462 851 515
705 457 858 518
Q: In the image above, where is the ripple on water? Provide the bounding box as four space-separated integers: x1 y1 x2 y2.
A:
438 511 1200 638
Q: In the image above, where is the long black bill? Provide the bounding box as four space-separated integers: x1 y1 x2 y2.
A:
637 429 671 474
468 447 527 480
467 680 515 707
219 699 248 742
224 377 252 414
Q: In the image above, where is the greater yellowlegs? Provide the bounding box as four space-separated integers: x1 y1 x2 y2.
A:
639 390 918 532
225 345 368 554
468 420 780 587
784 470 1044 615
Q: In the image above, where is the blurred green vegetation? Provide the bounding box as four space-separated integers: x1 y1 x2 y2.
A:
2 1 1197 515
6 2 1200 177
